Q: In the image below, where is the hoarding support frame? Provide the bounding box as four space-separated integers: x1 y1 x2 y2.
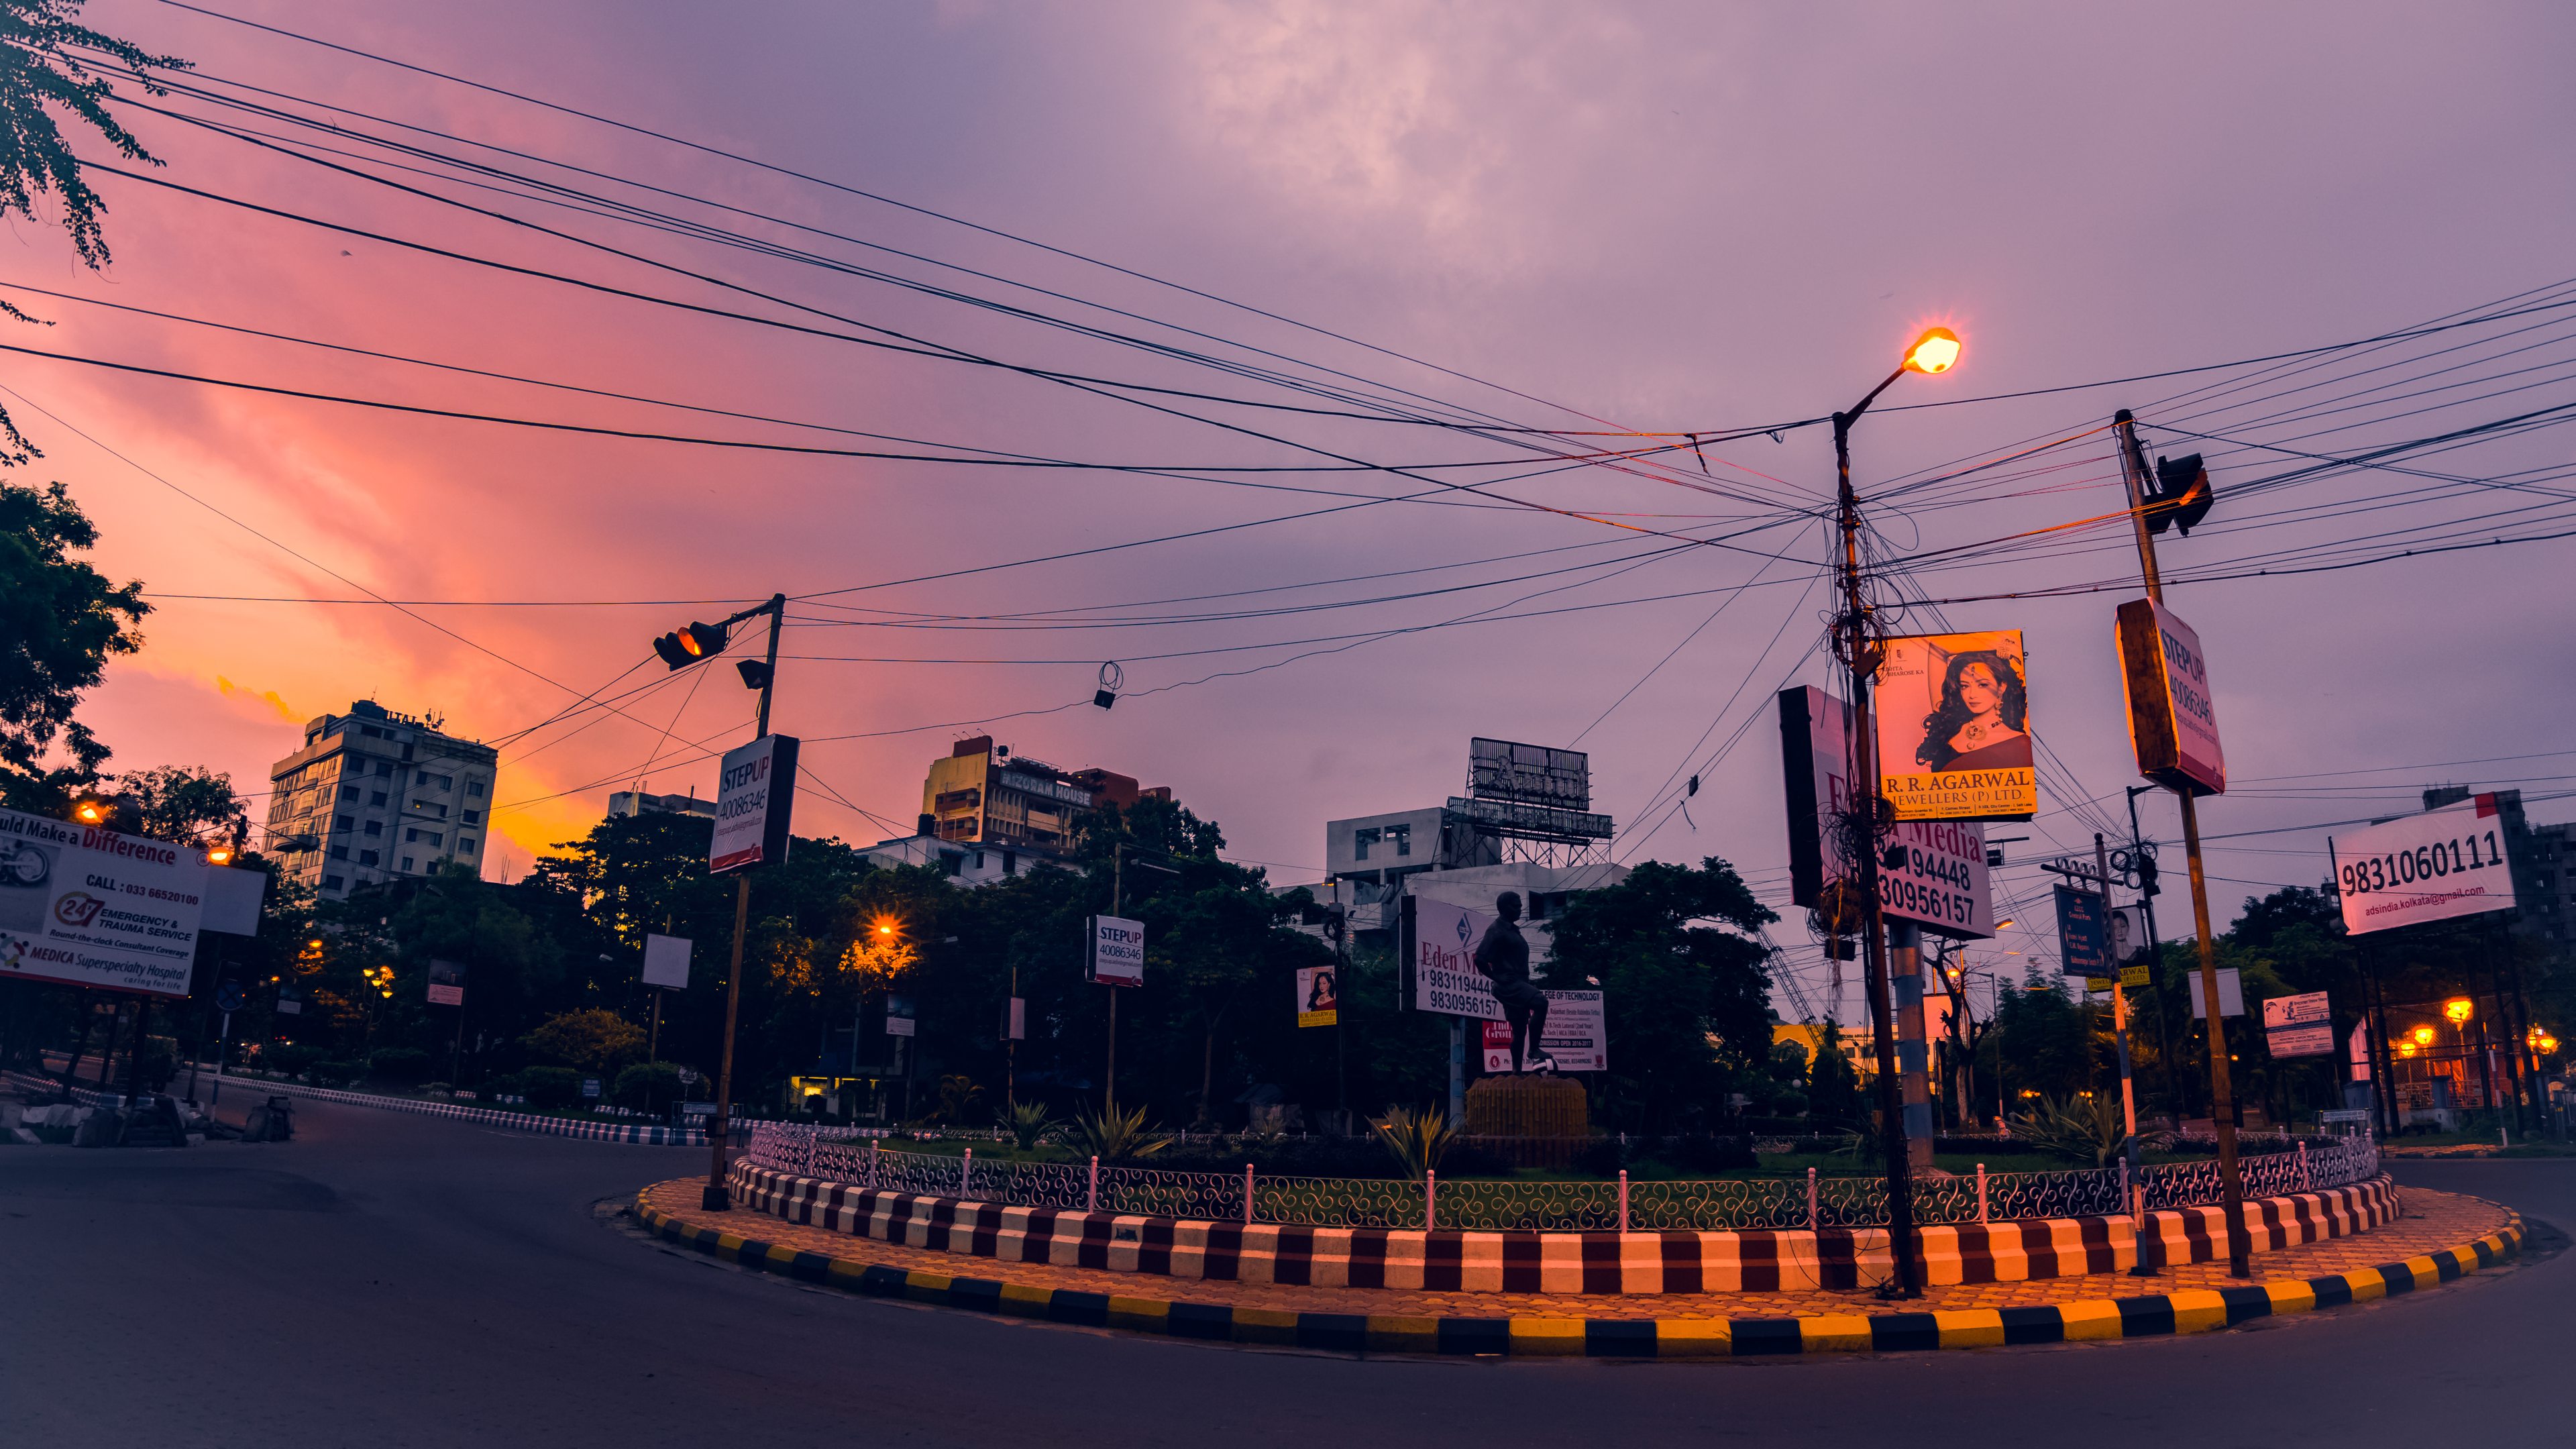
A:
702 594 784 1214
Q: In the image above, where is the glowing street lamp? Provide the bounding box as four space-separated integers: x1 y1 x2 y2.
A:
2412 1026 2437 1047
2443 997 2474 1026
1902 327 1962 375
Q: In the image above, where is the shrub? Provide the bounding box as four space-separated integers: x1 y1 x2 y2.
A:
266 1044 324 1079
613 1061 683 1114
1004 1101 1055 1150
517 1065 584 1109
1660 1134 1758 1173
311 1059 367 1088
1368 1106 1454 1181
523 1010 645 1075
369 1047 434 1083
1073 1104 1171 1161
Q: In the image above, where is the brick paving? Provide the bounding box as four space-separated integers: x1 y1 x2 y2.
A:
636 1177 2512 1320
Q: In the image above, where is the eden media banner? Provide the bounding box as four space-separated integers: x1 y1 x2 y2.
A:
2330 795 2520 935
1874 631 2037 821
1405 896 1504 1020
0 805 209 997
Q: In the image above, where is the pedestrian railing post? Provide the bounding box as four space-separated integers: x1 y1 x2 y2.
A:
2298 1139 2312 1192
1807 1166 1819 1232
1426 1169 1438 1232
869 1138 881 1191
1087 1155 1100 1214
1617 1169 1631 1234
961 1146 973 1199
1244 1163 1255 1226
1976 1163 1988 1224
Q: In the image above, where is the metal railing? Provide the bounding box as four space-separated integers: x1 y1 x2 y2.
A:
742 1124 2377 1232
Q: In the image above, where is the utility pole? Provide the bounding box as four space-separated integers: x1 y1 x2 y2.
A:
1331 879 1349 1134
2096 833 2147 1250
702 593 786 1214
2123 786 2183 1116
1106 843 1122 1120
2114 411 2249 1278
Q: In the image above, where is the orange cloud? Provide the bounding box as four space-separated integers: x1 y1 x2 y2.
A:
215 676 298 721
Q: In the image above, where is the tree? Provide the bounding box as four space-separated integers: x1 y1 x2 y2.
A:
0 1 188 460
1545 856 1779 1134
115 763 247 843
0 480 146 810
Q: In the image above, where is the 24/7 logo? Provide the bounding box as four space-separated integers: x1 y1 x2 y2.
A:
52 892 106 927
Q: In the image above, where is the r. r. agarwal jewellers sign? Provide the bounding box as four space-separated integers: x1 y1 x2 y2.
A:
0 805 208 997
710 735 800 873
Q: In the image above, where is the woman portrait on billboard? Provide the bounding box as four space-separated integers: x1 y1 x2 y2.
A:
1915 648 2033 773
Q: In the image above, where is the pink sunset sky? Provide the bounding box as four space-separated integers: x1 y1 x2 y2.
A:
22 1 2576 992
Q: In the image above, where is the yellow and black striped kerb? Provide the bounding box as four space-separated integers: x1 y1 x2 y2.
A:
633 1195 2522 1357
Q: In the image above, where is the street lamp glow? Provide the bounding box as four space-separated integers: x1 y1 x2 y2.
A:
2443 997 2474 1025
1902 327 1962 375
2412 1025 2436 1046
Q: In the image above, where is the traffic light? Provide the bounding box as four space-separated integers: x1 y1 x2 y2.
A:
2136 852 2160 898
2147 453 2215 536
651 619 729 669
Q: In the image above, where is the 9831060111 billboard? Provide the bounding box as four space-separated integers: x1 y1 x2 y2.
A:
1874 631 2037 822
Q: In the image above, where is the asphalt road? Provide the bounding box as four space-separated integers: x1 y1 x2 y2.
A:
3 1098 2566 1448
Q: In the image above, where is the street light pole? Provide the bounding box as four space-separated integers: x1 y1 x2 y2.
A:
703 593 786 1214
1831 326 1958 1299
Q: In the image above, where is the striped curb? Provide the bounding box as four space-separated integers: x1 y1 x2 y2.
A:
4 1069 704 1146
725 1159 2400 1295
631 1190 2524 1356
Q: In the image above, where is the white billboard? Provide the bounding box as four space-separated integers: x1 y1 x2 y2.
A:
0 805 211 998
710 734 799 874
1406 896 1505 1020
641 932 692 989
1087 914 1144 986
2263 990 2333 1058
2330 795 2520 935
1481 989 1607 1072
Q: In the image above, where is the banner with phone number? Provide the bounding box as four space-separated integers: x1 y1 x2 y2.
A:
2330 795 2518 936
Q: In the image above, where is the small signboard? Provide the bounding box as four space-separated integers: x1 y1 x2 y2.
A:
2120 963 2150 989
274 988 303 1016
1295 965 1338 1028
885 994 917 1037
580 1077 602 1099
425 959 466 1007
2349 1023 2371 1081
1480 989 1607 1072
2263 990 2334 1058
2054 885 2110 978
710 734 799 873
2116 599 2226 796
2189 967 2245 1019
678 1100 717 1120
641 933 692 989
1002 996 1025 1042
1086 915 1145 987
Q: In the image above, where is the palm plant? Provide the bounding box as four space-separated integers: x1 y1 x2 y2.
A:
1006 1100 1055 1152
1370 1105 1454 1181
1073 1103 1171 1161
2010 1093 2131 1169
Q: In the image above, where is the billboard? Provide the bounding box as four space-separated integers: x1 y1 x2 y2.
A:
1087 914 1145 986
1295 965 1338 1028
1401 894 1505 1020
2329 795 2520 935
1481 989 1607 1072
2263 991 2333 1058
2053 885 2109 978
0 805 212 998
1469 738 1591 811
2188 967 2245 1018
710 734 799 873
1780 688 1993 937
2116 600 2225 796
426 959 467 1007
1874 631 2037 821
641 932 692 989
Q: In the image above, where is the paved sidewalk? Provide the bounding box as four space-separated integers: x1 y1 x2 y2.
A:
633 1177 2520 1352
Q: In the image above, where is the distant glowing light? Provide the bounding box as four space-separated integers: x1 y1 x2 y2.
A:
2443 998 2473 1025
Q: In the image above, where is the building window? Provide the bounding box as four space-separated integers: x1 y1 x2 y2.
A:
1389 823 1413 857
360 850 379 866
370 791 388 806
400 857 415 872
1004 850 1018 875
1354 826 1379 861
364 820 382 837
406 828 421 843
468 781 484 798
334 814 354 830
458 837 476 854
323 875 344 890
330 846 349 861
461 809 481 825
427 831 443 847
973 849 986 869
340 786 358 802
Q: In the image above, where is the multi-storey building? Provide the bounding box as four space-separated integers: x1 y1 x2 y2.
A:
919 735 1169 850
606 788 716 821
263 700 499 900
